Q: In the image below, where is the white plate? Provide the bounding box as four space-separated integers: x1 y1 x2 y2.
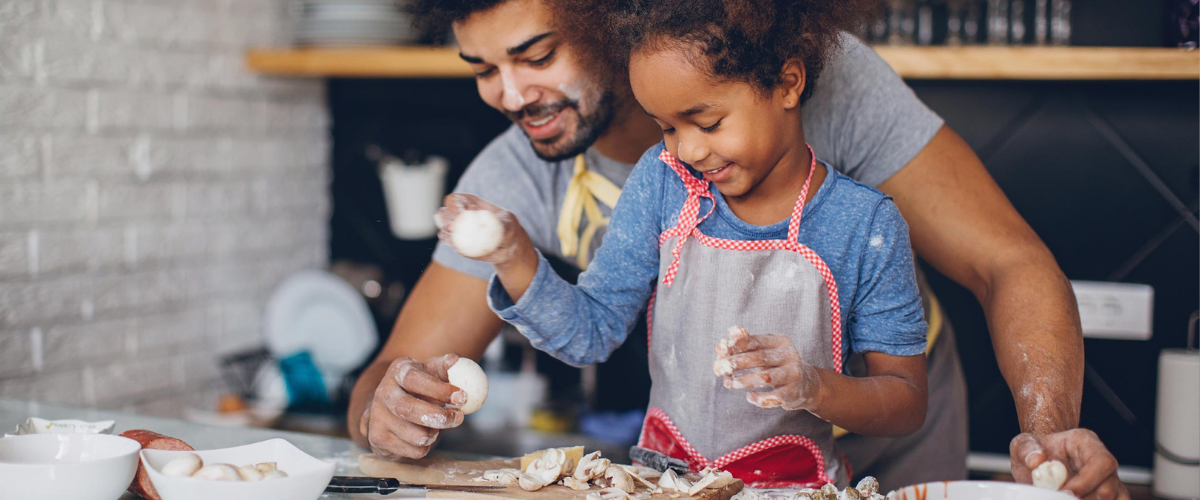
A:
0 434 140 500
890 481 1077 500
264 270 377 379
140 439 336 500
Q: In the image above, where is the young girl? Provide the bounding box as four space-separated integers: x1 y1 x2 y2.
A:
436 0 927 489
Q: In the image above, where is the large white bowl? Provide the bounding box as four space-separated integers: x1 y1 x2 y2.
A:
891 481 1077 500
140 438 336 500
0 433 141 500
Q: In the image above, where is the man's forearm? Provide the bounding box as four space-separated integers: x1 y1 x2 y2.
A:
982 259 1084 434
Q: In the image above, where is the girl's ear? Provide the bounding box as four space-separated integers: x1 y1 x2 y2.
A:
779 60 806 110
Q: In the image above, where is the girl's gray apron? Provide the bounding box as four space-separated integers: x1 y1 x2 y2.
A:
637 147 849 488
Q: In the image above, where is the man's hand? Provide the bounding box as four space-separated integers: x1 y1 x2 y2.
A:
713 326 823 411
1010 430 1130 500
359 354 466 459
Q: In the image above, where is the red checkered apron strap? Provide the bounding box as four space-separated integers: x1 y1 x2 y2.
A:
659 149 715 287
786 144 818 242
786 145 843 372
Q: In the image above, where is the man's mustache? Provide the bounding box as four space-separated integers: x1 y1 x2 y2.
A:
505 99 579 122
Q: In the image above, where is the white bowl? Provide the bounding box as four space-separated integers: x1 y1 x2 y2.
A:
0 433 141 500
891 481 1077 500
140 438 336 500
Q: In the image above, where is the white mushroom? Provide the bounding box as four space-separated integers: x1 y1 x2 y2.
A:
562 476 592 491
262 470 288 480
161 453 203 477
822 483 840 500
657 469 680 493
600 486 637 500
193 463 242 481
479 468 521 486
451 210 505 258
618 465 658 489
675 477 693 494
574 451 609 481
688 472 720 495
255 462 278 474
237 465 264 481
447 357 490 415
629 465 661 482
856 477 880 497
1032 460 1068 491
519 472 551 491
526 449 566 485
605 466 637 493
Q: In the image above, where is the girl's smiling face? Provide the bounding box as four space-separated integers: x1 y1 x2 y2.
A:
629 42 809 202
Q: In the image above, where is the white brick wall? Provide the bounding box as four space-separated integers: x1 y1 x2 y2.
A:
0 0 331 414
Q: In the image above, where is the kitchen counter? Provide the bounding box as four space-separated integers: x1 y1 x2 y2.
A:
0 398 412 499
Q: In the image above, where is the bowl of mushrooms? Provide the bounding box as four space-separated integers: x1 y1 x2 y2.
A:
139 438 335 500
887 481 1076 500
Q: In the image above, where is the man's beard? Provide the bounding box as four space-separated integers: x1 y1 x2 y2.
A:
506 89 618 162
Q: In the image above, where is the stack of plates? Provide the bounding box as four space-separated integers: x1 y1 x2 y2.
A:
294 0 416 47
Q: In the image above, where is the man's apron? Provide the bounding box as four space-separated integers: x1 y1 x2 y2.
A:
636 148 848 489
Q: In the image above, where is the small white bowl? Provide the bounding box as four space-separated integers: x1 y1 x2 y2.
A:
0 433 141 500
891 481 1077 500
140 438 335 500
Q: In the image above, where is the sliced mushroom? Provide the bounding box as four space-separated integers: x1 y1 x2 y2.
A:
237 465 264 481
617 465 658 490
574 452 610 482
657 469 679 493
605 466 637 493
519 472 551 491
562 476 592 491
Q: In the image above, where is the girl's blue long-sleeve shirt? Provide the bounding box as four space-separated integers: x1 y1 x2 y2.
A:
487 143 927 368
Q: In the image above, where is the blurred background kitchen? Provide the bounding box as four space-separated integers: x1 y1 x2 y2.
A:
0 0 1196 497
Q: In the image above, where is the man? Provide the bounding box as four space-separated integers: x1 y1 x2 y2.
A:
348 1 1127 499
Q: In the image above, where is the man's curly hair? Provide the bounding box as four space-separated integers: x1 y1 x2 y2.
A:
550 0 878 103
408 0 511 42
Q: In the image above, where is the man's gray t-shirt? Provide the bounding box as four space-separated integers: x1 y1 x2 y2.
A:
433 35 944 280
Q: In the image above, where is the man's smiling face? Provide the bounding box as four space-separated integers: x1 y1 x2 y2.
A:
454 0 617 161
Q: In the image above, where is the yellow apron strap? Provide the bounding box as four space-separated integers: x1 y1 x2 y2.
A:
558 155 590 260
557 154 623 270
832 290 945 439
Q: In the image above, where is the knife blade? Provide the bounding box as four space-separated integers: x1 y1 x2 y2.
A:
326 476 508 495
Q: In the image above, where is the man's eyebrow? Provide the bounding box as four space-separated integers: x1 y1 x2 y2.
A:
458 52 484 64
507 32 554 56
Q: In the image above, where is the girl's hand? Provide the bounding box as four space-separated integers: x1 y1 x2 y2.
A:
713 326 824 411
434 194 531 266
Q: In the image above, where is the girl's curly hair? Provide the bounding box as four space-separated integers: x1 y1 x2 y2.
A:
550 0 879 103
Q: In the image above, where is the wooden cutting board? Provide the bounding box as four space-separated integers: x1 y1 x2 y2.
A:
358 454 744 500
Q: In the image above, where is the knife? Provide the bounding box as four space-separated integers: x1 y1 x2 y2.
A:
629 446 690 475
325 476 508 495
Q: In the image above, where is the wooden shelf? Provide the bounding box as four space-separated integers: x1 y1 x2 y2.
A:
245 46 1199 80
873 46 1198 80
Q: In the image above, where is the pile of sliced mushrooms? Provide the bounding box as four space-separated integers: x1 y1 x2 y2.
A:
731 477 884 500
475 448 735 499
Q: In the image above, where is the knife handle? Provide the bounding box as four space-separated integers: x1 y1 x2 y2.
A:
327 476 402 494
